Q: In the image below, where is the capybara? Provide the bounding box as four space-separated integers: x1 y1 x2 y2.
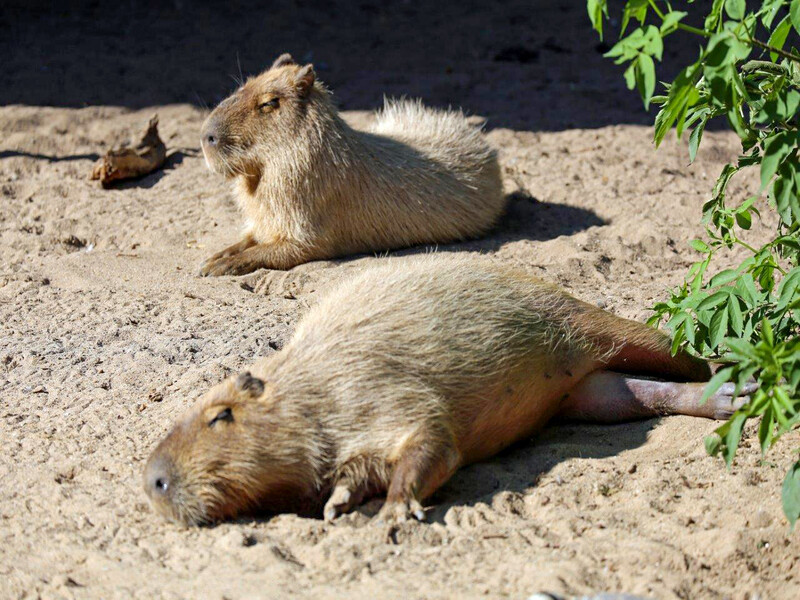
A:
199 54 504 276
145 255 749 525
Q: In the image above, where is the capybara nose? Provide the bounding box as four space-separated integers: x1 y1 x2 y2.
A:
153 475 170 495
201 118 221 148
145 455 173 498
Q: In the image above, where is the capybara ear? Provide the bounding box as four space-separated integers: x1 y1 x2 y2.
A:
235 371 265 397
294 64 316 96
271 53 296 69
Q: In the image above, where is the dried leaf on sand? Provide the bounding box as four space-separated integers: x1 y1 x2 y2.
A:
90 115 167 187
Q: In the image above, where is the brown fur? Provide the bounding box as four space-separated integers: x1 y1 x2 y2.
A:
144 254 718 526
198 54 505 276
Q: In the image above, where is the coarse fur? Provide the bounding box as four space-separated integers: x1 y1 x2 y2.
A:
198 53 505 276
144 254 734 526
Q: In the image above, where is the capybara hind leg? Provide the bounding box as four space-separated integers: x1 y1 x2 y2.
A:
201 241 306 276
557 370 757 422
377 434 461 524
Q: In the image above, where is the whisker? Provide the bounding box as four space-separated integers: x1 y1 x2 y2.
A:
236 51 244 86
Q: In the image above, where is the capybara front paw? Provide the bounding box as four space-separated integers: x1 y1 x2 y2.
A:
200 255 259 277
323 484 359 522
375 497 426 525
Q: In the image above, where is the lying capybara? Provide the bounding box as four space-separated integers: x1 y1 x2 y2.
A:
145 255 749 525
199 53 504 276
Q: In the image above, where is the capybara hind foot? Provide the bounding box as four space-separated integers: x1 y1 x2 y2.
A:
557 371 757 422
679 380 757 419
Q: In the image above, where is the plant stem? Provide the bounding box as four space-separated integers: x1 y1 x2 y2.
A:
749 38 800 64
647 0 800 63
735 238 759 254
677 22 711 38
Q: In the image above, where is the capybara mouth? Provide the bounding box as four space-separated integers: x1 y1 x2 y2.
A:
145 487 214 527
200 143 235 178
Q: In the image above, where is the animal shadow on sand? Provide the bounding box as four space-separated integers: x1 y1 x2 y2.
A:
423 419 655 525
239 191 607 300
0 150 101 162
112 149 200 190
322 419 655 525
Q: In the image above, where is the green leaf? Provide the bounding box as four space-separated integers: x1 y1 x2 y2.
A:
705 31 752 74
642 25 664 60
709 305 729 349
729 297 744 336
705 0 726 32
734 273 759 306
623 62 637 90
762 317 775 347
760 132 794 190
587 0 608 39
712 163 739 205
723 412 747 467
689 117 708 163
762 0 786 27
621 0 649 35
683 314 696 346
773 169 795 225
690 239 711 253
777 267 800 311
654 64 701 146
773 392 794 429
768 15 792 61
697 290 730 311
725 0 745 20
705 434 722 456
661 11 688 35
758 404 775 453
791 0 800 36
725 337 758 359
774 386 795 413
709 269 739 287
756 90 800 124
735 209 752 230
701 366 734 405
783 462 800 529
670 323 686 355
637 53 657 108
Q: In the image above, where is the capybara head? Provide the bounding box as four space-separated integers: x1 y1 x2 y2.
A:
200 53 321 178
143 371 310 526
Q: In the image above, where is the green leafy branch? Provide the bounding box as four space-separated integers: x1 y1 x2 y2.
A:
588 0 800 527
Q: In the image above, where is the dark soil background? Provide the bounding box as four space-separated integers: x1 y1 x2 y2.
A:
0 0 709 130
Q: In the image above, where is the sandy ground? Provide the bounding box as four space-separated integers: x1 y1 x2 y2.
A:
1 1 799 599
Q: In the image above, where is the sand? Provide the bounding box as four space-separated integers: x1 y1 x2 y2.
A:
1 1 798 599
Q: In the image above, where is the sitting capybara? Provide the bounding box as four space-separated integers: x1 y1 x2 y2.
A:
199 53 504 276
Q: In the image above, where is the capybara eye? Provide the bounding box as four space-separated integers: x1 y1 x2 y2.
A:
208 407 234 427
258 98 280 111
